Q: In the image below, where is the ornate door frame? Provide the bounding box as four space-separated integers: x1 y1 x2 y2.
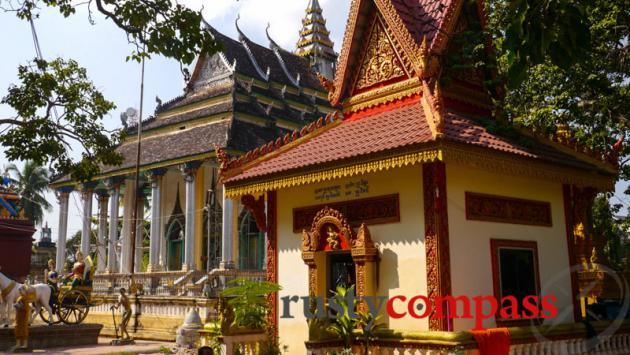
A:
301 207 378 307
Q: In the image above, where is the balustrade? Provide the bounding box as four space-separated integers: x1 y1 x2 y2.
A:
92 269 266 297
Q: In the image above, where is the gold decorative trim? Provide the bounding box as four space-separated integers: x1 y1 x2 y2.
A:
344 78 421 113
441 144 614 190
430 0 465 54
225 148 442 197
330 0 362 105
353 17 406 91
225 142 614 197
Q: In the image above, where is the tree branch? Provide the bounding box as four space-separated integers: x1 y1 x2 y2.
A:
0 118 26 126
94 0 141 35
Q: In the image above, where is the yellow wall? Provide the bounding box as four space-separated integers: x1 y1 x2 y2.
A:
276 165 426 353
446 164 574 330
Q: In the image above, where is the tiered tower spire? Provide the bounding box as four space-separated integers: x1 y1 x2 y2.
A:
295 0 338 80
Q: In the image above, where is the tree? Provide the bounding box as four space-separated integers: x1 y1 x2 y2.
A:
2 59 122 182
5 161 52 225
444 0 629 170
1 0 222 181
592 194 625 271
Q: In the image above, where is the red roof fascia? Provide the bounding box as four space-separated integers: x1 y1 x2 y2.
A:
345 94 421 122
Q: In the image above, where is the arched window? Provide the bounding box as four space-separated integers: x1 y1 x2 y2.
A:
166 219 184 271
238 211 264 270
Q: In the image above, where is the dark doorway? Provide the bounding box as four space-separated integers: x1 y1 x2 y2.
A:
327 252 355 295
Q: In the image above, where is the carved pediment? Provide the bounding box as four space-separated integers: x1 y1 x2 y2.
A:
353 17 407 93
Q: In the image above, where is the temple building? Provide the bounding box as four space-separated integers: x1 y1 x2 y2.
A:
48 2 337 339
220 0 627 352
30 223 56 282
295 0 338 80
0 180 36 281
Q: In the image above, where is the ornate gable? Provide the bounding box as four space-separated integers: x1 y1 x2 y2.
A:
352 17 408 94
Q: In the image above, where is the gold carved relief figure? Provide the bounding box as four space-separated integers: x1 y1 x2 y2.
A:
326 225 341 250
355 18 405 91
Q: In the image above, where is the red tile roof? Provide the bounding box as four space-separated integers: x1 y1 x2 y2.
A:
226 100 433 182
444 111 536 158
225 100 602 184
390 0 452 48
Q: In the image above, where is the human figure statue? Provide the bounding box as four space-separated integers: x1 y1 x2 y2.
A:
11 285 36 352
44 260 59 306
111 288 132 340
71 251 86 285
63 251 86 286
326 225 341 250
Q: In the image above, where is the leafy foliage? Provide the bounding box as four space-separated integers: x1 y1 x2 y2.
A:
3 0 221 65
220 277 281 330
446 0 629 174
1 59 122 182
1 0 222 181
592 194 627 271
326 285 384 355
5 161 51 225
327 285 357 351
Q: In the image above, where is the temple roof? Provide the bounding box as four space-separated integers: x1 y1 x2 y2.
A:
221 0 616 194
295 0 338 61
51 23 334 186
223 99 604 185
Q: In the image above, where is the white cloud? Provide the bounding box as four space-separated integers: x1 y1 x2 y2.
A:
182 0 348 52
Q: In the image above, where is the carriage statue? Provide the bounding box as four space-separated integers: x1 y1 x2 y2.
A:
39 253 97 325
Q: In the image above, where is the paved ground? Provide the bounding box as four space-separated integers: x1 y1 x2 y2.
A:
2 338 174 354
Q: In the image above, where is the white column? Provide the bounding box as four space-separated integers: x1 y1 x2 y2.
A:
107 182 120 273
120 178 136 274
148 171 164 272
55 189 72 273
182 165 197 271
96 193 109 273
80 185 95 256
134 194 144 273
220 188 235 269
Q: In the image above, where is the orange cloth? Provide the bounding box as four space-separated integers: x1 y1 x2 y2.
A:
14 297 32 340
470 328 511 355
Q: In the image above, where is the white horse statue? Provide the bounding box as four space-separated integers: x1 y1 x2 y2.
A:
0 272 52 327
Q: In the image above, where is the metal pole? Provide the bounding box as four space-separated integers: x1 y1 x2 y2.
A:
130 52 146 277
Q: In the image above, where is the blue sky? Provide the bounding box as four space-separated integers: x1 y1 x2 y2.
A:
0 0 350 240
0 0 627 241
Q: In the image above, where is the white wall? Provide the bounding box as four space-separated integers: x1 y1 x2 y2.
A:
446 164 574 330
276 165 426 352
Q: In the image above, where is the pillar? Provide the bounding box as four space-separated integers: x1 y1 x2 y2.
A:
182 162 201 271
148 169 166 272
120 178 136 274
81 183 96 256
106 179 121 273
134 193 145 273
96 192 109 273
55 187 73 273
220 188 235 269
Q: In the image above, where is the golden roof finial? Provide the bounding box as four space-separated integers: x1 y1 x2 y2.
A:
433 81 445 137
419 36 429 70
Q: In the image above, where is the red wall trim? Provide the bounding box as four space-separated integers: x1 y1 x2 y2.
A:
423 161 453 331
562 185 581 322
266 190 279 335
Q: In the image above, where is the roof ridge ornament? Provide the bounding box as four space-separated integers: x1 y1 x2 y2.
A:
296 0 338 80
236 14 270 81
267 22 302 87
